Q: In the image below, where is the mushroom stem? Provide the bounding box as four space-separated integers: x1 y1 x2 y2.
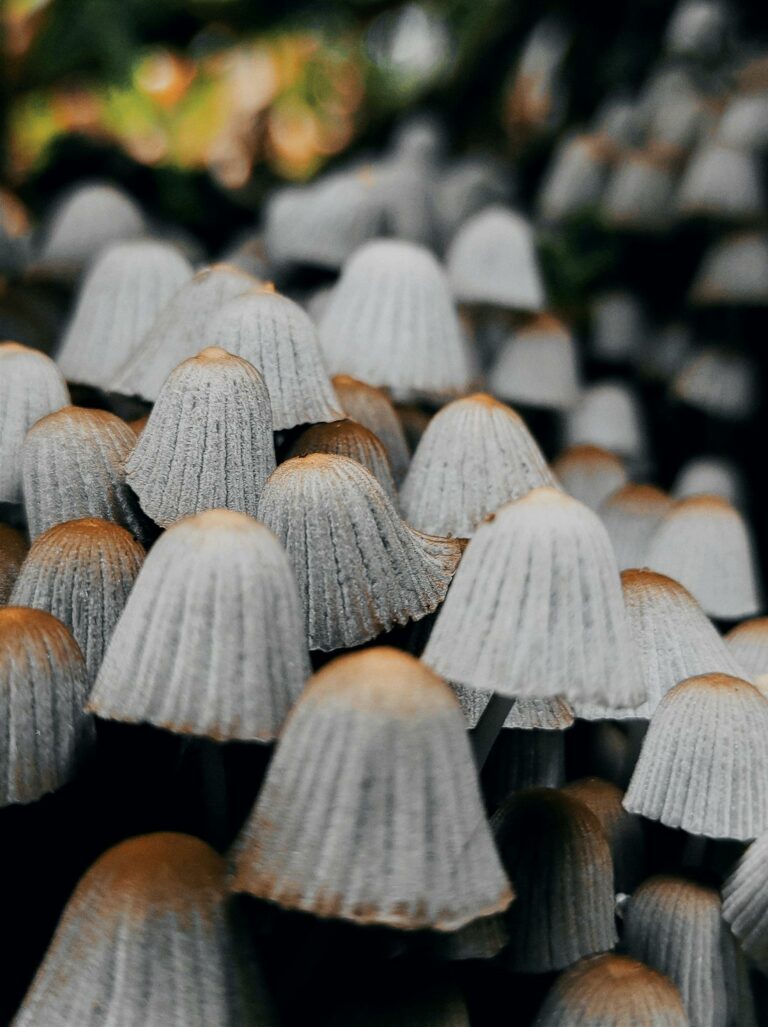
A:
471 693 515 767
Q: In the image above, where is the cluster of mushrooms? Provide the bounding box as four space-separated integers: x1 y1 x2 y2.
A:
2 1 768 1024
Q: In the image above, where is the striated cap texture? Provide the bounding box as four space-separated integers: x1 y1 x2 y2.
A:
56 240 193 389
401 394 556 538
110 263 258 402
0 525 27 605
0 607 92 806
289 420 397 503
232 648 513 931
10 519 144 683
493 789 617 972
0 342 70 503
318 239 473 398
599 485 673 571
562 778 645 893
36 182 145 275
88 510 309 742
258 455 461 651
446 206 544 311
690 232 768 306
725 618 768 687
22 407 146 542
125 348 275 528
624 673 768 839
625 874 755 1027
535 954 688 1026
723 830 768 974
14 833 270 1026
332 375 411 483
552 445 628 511
489 314 581 410
452 684 574 731
423 488 642 708
565 381 646 460
646 494 761 620
210 288 342 430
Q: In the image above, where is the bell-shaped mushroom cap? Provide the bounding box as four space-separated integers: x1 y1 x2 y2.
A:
446 205 544 311
537 133 612 224
453 684 574 731
125 348 275 528
723 830 768 973
665 0 729 59
599 485 673 570
646 495 761 620
562 778 645 892
56 240 193 389
318 239 473 398
289 420 397 503
552 445 628 511
492 788 617 972
718 92 768 151
565 381 646 461
591 292 646 363
0 607 92 806
401 394 556 538
725 618 768 687
22 407 145 542
88 510 309 742
0 342 70 503
36 182 145 275
110 264 258 402
673 456 743 505
690 232 768 305
209 288 343 430
14 833 270 1027
535 954 688 1027
489 314 580 410
677 142 764 223
258 455 461 651
624 673 768 839
0 525 27 604
423 488 642 708
10 519 144 683
602 148 677 233
232 647 513 931
625 875 755 1027
332 375 411 484
672 346 757 420
264 171 385 270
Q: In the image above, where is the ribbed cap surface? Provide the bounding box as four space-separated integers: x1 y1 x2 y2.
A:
88 510 309 741
332 374 411 484
423 488 642 708
0 342 70 503
289 419 397 503
125 348 275 528
232 647 513 931
258 455 461 650
22 407 146 541
723 830 768 973
563 777 645 892
10 518 144 683
624 673 768 839
401 394 556 538
210 288 342 429
0 606 92 806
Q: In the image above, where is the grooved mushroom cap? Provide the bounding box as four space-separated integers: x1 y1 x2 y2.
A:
0 342 70 504
88 509 309 742
125 348 275 528
624 672 768 839
401 394 556 538
289 419 397 503
110 263 259 402
56 240 193 389
209 288 342 430
22 406 146 542
723 830 768 973
0 606 92 806
332 374 411 484
232 647 513 931
258 454 461 650
14 833 270 1027
318 238 474 398
10 518 144 683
